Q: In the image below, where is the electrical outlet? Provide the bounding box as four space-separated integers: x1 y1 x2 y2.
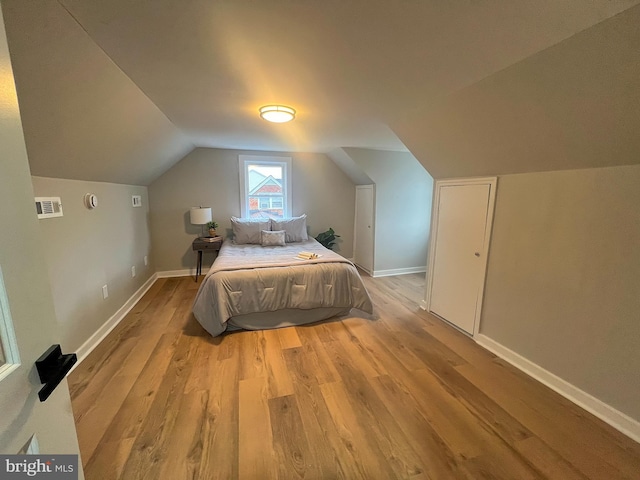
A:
144 255 148 266
102 285 108 299
131 266 136 277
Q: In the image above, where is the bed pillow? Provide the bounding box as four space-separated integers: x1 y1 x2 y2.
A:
261 230 286 247
231 217 271 244
272 214 308 243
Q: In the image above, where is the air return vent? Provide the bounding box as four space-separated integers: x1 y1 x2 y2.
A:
35 197 63 219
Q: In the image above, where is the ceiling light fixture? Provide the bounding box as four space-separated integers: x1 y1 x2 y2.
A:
259 105 296 123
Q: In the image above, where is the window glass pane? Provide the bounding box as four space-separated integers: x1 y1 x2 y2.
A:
247 163 286 219
239 156 291 219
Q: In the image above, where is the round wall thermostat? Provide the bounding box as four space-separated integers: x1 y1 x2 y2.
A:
84 193 98 209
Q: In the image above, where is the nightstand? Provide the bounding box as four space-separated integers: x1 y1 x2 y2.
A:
192 237 223 281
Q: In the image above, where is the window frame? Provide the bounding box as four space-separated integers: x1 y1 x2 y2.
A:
239 155 292 219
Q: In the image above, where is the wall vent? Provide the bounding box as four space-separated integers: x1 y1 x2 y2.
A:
35 197 63 219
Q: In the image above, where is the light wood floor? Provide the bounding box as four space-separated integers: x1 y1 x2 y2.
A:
68 273 640 479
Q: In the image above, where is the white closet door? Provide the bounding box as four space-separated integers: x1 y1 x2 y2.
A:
354 185 375 274
427 179 496 335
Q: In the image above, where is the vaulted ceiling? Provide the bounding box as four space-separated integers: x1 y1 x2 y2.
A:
3 0 640 184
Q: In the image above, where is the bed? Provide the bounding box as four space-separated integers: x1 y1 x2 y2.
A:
192 229 374 337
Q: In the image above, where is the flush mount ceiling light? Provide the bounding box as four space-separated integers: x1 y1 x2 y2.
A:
259 105 296 123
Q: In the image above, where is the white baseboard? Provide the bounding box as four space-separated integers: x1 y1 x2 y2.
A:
372 266 426 278
352 262 372 276
476 334 640 444
156 269 192 278
69 273 158 372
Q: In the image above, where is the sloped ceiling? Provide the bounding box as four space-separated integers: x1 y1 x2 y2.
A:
2 0 193 185
394 3 640 178
2 0 640 184
326 149 373 186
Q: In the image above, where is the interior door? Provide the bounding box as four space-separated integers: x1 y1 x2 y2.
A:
426 179 496 335
0 9 83 469
354 185 375 274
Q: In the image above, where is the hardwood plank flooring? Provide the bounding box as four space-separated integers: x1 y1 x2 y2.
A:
68 274 640 479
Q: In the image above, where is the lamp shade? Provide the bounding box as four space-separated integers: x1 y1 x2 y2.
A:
190 207 212 225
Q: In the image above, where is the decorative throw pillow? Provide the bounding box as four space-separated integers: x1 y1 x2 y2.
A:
272 214 308 243
231 217 271 244
261 230 286 247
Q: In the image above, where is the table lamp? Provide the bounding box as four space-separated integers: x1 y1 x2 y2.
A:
190 206 212 239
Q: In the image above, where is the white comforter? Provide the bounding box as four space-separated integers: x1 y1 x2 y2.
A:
192 239 373 336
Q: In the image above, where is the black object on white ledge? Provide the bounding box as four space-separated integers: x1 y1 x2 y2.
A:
35 344 77 402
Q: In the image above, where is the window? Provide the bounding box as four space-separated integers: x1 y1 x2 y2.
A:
239 155 292 219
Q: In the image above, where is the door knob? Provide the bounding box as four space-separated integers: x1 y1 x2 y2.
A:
474 252 480 257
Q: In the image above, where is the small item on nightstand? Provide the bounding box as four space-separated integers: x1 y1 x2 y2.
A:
201 236 221 243
206 221 219 237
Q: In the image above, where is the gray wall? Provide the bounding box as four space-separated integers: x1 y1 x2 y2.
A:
344 148 433 274
31 177 153 353
0 7 81 462
148 148 356 272
481 164 640 421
